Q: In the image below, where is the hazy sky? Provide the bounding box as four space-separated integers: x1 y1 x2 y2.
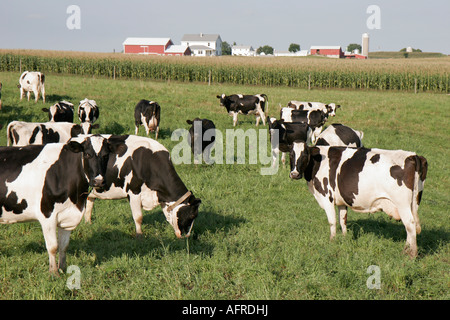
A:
1 0 449 54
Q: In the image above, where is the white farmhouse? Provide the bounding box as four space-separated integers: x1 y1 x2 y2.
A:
232 45 256 56
181 33 222 56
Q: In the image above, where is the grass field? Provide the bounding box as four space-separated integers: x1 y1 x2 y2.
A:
0 70 448 300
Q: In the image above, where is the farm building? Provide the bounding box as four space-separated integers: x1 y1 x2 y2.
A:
181 33 222 56
310 46 344 58
122 38 191 56
232 45 256 56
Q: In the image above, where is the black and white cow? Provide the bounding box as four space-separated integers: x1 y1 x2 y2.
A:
267 117 311 167
18 71 46 103
0 135 126 273
79 135 202 239
42 101 75 123
288 101 340 118
289 142 428 257
186 118 216 163
315 123 364 148
217 94 268 126
78 98 99 133
134 99 161 139
6 121 96 146
280 107 327 144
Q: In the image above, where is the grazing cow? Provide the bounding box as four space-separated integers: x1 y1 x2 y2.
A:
186 118 216 163
78 98 99 133
216 94 268 126
134 99 161 139
6 121 97 146
288 101 340 117
267 117 311 167
280 107 327 144
42 101 74 123
80 135 202 239
0 135 126 273
315 123 364 148
289 142 428 257
18 71 45 103
0 82 2 110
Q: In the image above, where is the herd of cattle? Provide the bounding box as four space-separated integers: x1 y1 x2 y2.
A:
0 71 428 274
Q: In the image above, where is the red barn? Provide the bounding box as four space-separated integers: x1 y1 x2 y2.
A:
123 38 173 55
310 46 344 58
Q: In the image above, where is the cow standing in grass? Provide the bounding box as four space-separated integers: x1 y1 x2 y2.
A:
0 135 126 273
134 99 161 139
289 142 427 257
18 71 45 103
217 94 268 126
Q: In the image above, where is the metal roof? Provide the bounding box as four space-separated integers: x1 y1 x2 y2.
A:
181 34 221 42
123 37 171 46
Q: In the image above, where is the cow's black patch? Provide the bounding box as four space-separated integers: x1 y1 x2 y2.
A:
370 154 380 164
333 123 362 147
0 145 43 216
327 147 344 190
337 148 370 206
389 155 418 191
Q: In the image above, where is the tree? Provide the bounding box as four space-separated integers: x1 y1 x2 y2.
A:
288 43 300 53
256 45 274 55
347 43 362 53
222 41 232 55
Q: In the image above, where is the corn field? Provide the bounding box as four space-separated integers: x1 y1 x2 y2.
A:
0 51 448 93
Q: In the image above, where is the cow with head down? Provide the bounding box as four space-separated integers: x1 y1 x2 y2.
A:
18 71 46 103
217 94 268 126
80 135 202 239
42 101 75 123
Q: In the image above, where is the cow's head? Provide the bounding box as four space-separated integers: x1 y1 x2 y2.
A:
66 135 126 188
216 94 233 112
325 103 340 117
289 141 310 180
163 192 202 239
78 98 99 123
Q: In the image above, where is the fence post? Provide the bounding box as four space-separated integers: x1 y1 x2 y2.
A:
308 73 311 90
20 58 22 73
208 70 211 86
113 65 116 80
414 78 417 94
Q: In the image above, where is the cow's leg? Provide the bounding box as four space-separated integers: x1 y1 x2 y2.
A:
34 88 40 103
256 115 261 126
259 110 266 126
20 88 24 100
144 122 150 135
57 228 72 272
281 152 286 166
41 85 45 103
398 208 418 258
129 194 144 238
41 219 59 274
84 196 96 223
271 147 279 168
233 112 238 126
135 125 139 135
27 91 31 101
321 202 337 240
338 205 348 235
155 126 159 140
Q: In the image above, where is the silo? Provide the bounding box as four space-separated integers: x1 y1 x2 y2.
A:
362 33 369 56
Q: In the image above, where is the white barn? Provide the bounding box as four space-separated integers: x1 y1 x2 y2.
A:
181 33 222 56
232 45 256 56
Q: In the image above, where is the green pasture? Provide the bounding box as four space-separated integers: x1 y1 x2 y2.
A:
0 71 448 300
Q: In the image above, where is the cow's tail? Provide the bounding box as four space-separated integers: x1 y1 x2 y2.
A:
40 73 45 84
411 155 428 235
261 94 269 114
6 122 15 146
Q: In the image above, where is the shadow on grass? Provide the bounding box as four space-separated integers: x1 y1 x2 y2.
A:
348 217 449 256
68 209 245 266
